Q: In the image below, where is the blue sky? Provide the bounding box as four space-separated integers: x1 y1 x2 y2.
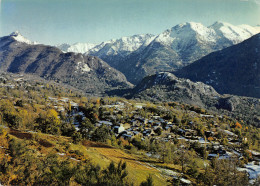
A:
0 0 259 45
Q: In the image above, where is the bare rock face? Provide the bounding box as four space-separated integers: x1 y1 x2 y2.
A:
0 33 132 95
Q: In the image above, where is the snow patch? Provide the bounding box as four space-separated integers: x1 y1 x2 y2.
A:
210 22 259 44
57 43 96 53
76 61 91 72
10 31 37 45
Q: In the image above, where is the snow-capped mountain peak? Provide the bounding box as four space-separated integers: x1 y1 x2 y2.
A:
90 33 156 55
57 34 156 57
56 42 96 53
209 21 259 44
153 21 259 49
9 31 37 45
154 22 218 50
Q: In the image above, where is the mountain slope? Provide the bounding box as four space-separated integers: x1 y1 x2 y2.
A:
175 33 260 98
0 33 132 95
122 22 259 84
129 72 220 108
128 72 260 127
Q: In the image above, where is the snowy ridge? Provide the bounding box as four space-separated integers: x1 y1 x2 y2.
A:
9 31 37 45
87 34 156 57
209 21 259 44
57 42 96 53
57 34 155 57
153 21 259 49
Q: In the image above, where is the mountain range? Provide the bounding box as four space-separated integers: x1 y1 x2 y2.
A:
0 32 132 95
57 22 260 84
1 22 260 126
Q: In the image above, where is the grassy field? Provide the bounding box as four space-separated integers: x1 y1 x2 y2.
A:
83 142 168 186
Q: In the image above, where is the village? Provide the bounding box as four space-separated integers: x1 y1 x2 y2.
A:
1 73 260 183
45 94 260 183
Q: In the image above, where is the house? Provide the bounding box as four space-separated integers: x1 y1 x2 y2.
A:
132 131 140 136
153 122 161 127
200 114 214 118
150 130 156 136
215 148 226 155
134 117 147 124
164 126 172 132
113 124 125 134
96 121 113 127
177 129 186 136
205 131 214 138
159 118 165 123
153 116 160 120
223 130 238 137
122 134 133 140
208 154 218 160
131 119 141 127
70 101 79 109
143 129 151 137
248 150 260 159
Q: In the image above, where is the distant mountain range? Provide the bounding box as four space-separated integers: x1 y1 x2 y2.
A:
57 22 260 84
0 32 132 95
57 34 155 57
175 33 260 98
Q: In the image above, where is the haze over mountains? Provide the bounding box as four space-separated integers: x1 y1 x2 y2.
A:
57 21 260 84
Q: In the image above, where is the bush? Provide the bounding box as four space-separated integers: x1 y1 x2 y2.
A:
140 174 154 186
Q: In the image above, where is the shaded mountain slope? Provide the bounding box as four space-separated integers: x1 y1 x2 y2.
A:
175 33 260 98
0 32 132 95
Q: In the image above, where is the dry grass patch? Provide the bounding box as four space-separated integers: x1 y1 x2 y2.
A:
85 146 167 186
